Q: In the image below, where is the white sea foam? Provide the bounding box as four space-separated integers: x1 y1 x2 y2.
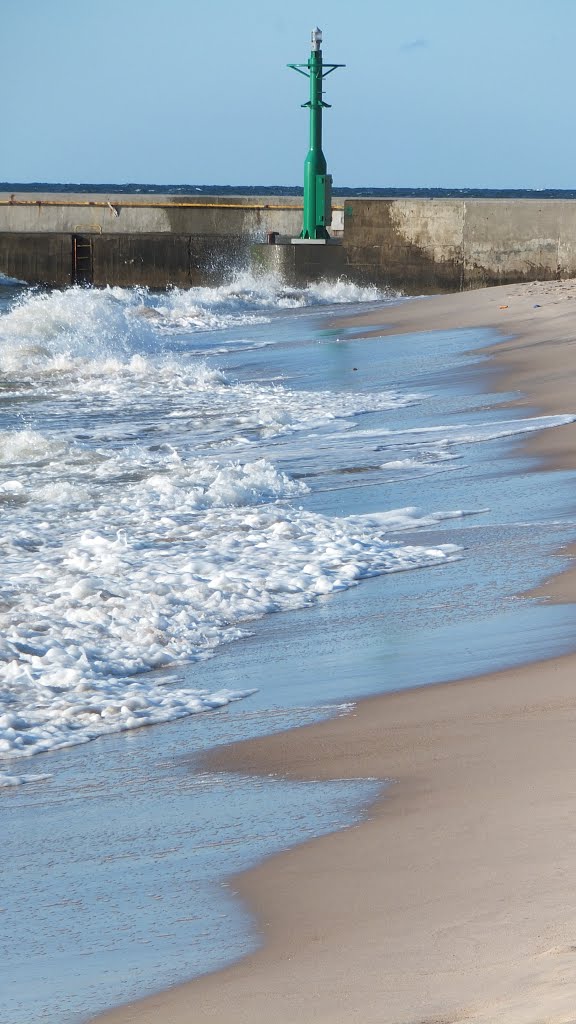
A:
0 771 52 788
299 415 576 458
0 282 427 776
0 272 26 286
0 272 389 373
0 290 413 460
0 428 67 465
352 415 576 454
0 284 409 453
0 286 141 371
0 440 462 764
0 280 569 784
0 288 462 776
153 271 388 325
236 414 575 472
380 458 436 470
383 416 576 444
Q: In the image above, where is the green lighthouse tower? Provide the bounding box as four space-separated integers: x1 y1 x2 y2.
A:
289 28 345 240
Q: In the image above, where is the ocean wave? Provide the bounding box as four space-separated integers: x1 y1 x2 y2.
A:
0 482 462 764
0 271 390 375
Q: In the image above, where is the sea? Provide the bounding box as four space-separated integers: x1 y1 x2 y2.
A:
2 184 576 1024
5 183 576 198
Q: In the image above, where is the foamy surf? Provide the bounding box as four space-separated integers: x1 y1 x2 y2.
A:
0 437 463 771
0 277 570 787
0 273 447 785
0 272 391 371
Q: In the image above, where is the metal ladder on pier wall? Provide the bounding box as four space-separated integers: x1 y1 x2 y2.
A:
72 235 93 284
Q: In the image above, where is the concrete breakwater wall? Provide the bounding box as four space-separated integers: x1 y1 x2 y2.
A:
0 194 305 288
1 193 576 291
342 198 576 291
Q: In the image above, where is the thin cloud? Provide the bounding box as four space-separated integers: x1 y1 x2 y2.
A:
400 38 429 52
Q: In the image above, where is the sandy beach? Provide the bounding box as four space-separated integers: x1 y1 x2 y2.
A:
91 280 576 1024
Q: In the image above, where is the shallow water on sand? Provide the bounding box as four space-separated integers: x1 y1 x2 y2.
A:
2 275 576 1024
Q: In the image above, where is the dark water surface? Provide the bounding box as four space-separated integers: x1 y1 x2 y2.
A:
3 182 576 199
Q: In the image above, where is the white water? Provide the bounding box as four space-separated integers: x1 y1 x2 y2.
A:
0 274 572 785
6 269 576 1024
0 273 384 368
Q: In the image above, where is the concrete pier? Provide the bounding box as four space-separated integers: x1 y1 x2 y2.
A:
342 198 576 292
251 238 345 285
0 194 306 288
1 192 576 291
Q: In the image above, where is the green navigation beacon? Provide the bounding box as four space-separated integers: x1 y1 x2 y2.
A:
288 28 345 240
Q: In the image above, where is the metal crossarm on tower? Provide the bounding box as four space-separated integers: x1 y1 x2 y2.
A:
288 28 345 240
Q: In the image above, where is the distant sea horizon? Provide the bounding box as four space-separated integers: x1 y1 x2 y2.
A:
2 182 576 199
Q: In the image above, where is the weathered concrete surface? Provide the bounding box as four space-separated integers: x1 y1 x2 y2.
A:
0 233 255 288
91 235 251 288
251 241 345 286
0 234 72 287
0 194 304 238
462 201 576 286
0 194 308 287
3 195 576 291
342 198 576 291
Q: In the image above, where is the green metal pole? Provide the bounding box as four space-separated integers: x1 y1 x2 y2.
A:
303 37 327 239
288 29 344 240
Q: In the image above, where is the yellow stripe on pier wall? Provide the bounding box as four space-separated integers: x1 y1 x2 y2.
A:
0 200 309 210
0 194 312 237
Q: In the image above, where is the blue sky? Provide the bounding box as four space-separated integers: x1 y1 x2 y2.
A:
3 0 575 187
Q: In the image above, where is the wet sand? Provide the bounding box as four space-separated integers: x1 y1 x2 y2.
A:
91 281 576 1024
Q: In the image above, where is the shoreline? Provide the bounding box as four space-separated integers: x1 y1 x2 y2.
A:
91 281 576 1024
